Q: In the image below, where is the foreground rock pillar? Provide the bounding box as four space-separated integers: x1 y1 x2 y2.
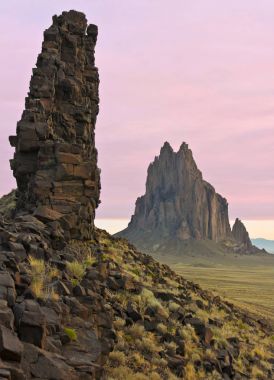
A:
9 10 100 239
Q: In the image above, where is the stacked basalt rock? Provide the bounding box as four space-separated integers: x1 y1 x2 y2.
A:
9 10 100 241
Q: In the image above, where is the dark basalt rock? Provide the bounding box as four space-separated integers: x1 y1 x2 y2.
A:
9 9 100 241
0 325 23 362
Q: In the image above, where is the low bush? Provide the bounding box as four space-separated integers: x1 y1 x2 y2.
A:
64 327 77 341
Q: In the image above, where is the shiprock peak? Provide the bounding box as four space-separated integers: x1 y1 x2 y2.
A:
117 142 265 256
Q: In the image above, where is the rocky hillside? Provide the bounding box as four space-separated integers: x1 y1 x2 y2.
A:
117 142 264 255
0 197 273 379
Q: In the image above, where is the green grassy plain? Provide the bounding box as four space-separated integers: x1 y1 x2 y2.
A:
155 251 274 326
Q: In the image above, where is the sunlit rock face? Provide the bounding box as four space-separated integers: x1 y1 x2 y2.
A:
9 10 100 240
232 218 254 251
117 142 232 248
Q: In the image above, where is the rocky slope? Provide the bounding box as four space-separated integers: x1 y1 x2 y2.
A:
117 143 264 255
0 197 273 379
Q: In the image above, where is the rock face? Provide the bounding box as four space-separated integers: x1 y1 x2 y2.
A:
232 218 252 250
118 142 232 248
232 218 262 253
9 10 100 240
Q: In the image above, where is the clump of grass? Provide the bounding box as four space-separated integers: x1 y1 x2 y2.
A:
251 366 265 379
28 257 59 300
108 351 126 367
66 260 85 281
48 267 59 280
29 256 45 274
204 348 216 361
31 277 44 299
137 289 169 318
149 373 162 380
178 325 201 361
83 253 96 268
140 289 162 310
163 369 180 380
130 352 147 369
179 325 199 343
251 345 270 360
46 287 59 302
164 341 177 355
64 327 77 341
130 267 141 277
127 324 145 339
156 323 168 335
168 301 180 312
136 335 160 355
106 366 133 380
184 363 196 380
113 318 126 330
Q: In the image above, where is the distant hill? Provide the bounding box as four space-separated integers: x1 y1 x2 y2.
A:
252 238 274 253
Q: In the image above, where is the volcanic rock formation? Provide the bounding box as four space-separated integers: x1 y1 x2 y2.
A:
9 10 100 240
118 142 232 248
117 142 266 255
232 218 262 253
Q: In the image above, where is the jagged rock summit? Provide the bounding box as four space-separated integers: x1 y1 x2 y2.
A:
9 9 100 241
117 142 263 255
232 218 262 254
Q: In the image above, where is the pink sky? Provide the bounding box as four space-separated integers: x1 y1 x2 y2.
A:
0 0 273 222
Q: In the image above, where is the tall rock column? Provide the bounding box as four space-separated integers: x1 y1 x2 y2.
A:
9 10 100 239
232 218 253 252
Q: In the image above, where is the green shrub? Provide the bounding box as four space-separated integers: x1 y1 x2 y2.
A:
64 327 77 341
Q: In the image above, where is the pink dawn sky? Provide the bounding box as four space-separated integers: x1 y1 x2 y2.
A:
0 1 273 231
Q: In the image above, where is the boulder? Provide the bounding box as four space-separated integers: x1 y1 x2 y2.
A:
185 317 213 345
126 302 142 322
18 301 46 348
0 326 23 362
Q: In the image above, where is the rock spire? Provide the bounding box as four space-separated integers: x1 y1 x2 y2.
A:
231 218 256 253
9 10 100 240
